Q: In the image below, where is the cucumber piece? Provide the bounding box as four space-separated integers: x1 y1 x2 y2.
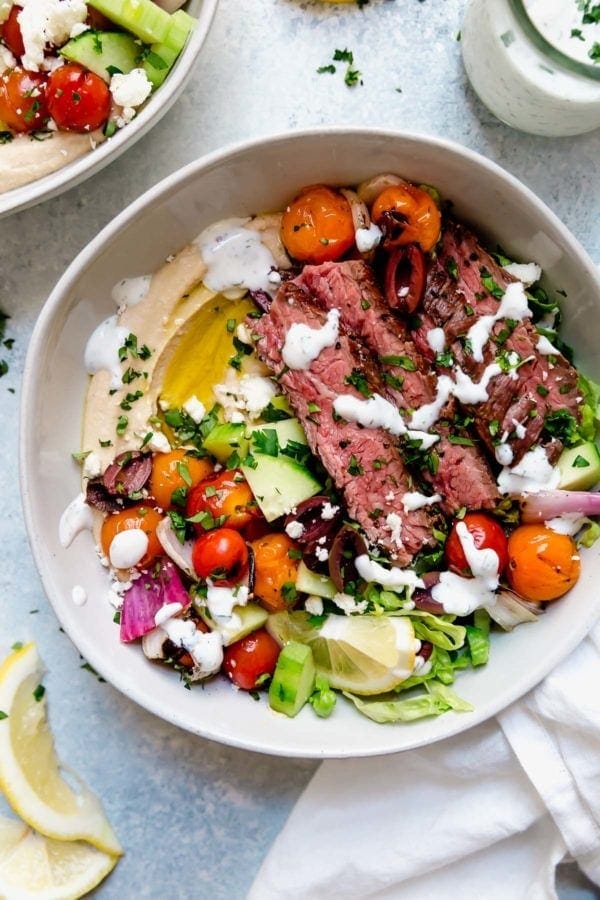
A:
269 641 316 717
142 9 194 88
296 562 336 599
241 453 321 522
87 0 171 44
247 418 308 451
196 602 268 646
60 31 140 83
203 423 249 464
558 441 600 491
269 394 293 417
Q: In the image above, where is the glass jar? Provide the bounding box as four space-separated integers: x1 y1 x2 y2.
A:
461 0 600 137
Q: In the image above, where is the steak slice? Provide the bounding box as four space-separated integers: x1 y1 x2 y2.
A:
294 259 500 513
251 285 440 565
423 220 582 465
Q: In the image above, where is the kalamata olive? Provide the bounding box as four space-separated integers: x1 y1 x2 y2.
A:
328 524 368 592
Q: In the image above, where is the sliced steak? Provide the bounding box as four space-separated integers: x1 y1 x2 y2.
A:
423 220 582 465
251 286 440 564
294 259 500 512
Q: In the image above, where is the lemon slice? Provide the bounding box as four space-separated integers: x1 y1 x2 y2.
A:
267 612 417 695
0 643 122 856
0 813 117 899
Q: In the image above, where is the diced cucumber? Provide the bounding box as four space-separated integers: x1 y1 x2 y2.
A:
203 423 249 464
142 9 194 88
87 0 171 44
268 641 315 717
196 603 268 646
269 394 293 417
60 31 140 82
241 453 321 522
247 418 308 451
296 562 336 599
558 441 600 491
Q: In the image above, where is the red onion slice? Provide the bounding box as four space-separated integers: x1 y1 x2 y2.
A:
120 559 191 643
519 490 600 523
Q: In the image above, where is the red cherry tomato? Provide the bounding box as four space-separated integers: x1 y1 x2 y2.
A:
445 512 509 576
1 5 25 58
0 69 48 133
186 469 256 533
47 63 110 132
222 629 281 691
191 528 249 585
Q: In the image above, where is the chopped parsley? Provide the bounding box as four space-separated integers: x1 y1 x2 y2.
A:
479 267 504 300
116 415 128 436
543 409 579 446
0 711 7 720
317 48 363 87
33 684 45 702
347 455 363 476
435 349 454 368
281 582 298 604
589 42 600 62
445 258 459 280
379 354 418 371
344 368 372 398
573 454 591 468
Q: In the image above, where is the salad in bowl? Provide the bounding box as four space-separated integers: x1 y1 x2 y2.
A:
60 170 600 727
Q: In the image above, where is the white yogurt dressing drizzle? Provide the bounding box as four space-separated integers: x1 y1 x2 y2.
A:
281 308 340 370
72 585 87 606
195 217 278 299
206 582 249 623
59 493 94 548
108 529 148 569
465 281 532 363
355 555 425 590
426 327 446 354
157 615 224 676
84 315 130 389
111 274 151 309
502 261 541 287
432 521 500 616
547 513 587 536
497 445 561 494
409 364 503 432
402 491 442 512
333 393 439 450
536 334 560 356
355 223 382 253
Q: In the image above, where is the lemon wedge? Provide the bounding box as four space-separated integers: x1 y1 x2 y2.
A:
267 612 417 695
0 643 122 857
0 813 117 899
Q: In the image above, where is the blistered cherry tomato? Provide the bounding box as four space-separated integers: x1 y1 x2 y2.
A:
281 184 355 264
150 449 213 510
47 63 110 132
445 512 509 577
186 469 256 532
0 69 48 133
192 527 249 585
507 524 580 602
100 504 164 569
371 183 441 252
251 533 300 612
1 5 24 58
222 629 281 690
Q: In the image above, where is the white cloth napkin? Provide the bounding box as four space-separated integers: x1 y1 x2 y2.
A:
249 620 600 899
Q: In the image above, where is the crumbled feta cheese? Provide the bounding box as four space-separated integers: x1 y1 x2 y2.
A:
285 521 305 540
315 545 329 562
82 451 102 480
0 43 16 71
110 68 152 112
305 596 323 616
320 502 339 520
18 0 87 71
213 371 277 422
355 223 382 253
69 20 88 37
333 593 368 615
386 512 403 549
183 395 206 423
140 430 171 453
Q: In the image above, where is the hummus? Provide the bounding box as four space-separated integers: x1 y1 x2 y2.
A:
0 127 104 193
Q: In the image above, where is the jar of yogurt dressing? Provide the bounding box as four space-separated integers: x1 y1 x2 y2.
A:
461 0 600 136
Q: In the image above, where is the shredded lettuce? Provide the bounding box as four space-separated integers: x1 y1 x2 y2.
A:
395 645 467 692
578 518 600 549
390 609 466 651
465 625 490 667
343 680 473 724
577 373 600 441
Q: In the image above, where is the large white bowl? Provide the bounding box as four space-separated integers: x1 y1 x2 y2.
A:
0 0 217 219
20 129 600 757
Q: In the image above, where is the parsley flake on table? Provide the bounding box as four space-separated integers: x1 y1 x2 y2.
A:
317 47 363 87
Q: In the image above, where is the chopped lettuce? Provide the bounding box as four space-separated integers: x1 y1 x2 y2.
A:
392 609 466 651
577 373 600 442
343 680 473 724
465 625 490 667
578 518 600 549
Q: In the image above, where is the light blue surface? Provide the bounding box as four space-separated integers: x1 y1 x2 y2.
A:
0 0 598 896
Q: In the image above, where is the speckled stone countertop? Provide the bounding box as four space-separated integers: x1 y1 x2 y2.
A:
0 1 598 897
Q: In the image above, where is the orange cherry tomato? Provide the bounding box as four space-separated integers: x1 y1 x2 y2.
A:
0 5 25 58
150 449 213 510
371 183 441 252
100 505 164 570
186 469 256 532
47 63 110 132
0 69 48 133
281 184 355 264
251 533 300 612
506 524 581 602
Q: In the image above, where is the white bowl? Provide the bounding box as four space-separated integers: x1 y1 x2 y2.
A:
20 128 600 758
0 0 217 219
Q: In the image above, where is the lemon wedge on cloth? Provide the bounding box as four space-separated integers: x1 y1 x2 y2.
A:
0 813 117 899
267 612 417 695
0 643 122 857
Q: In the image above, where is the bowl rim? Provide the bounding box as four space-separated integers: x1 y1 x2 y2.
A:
0 0 219 219
19 127 600 757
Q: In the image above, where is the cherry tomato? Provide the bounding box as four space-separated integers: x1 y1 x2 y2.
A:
186 469 256 532
251 533 300 612
0 5 24 58
47 63 110 132
0 69 48 133
192 527 249 585
177 619 210 669
281 184 355 264
100 505 164 569
445 512 509 576
222 629 281 691
371 183 441 252
150 449 213 510
507 525 581 602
